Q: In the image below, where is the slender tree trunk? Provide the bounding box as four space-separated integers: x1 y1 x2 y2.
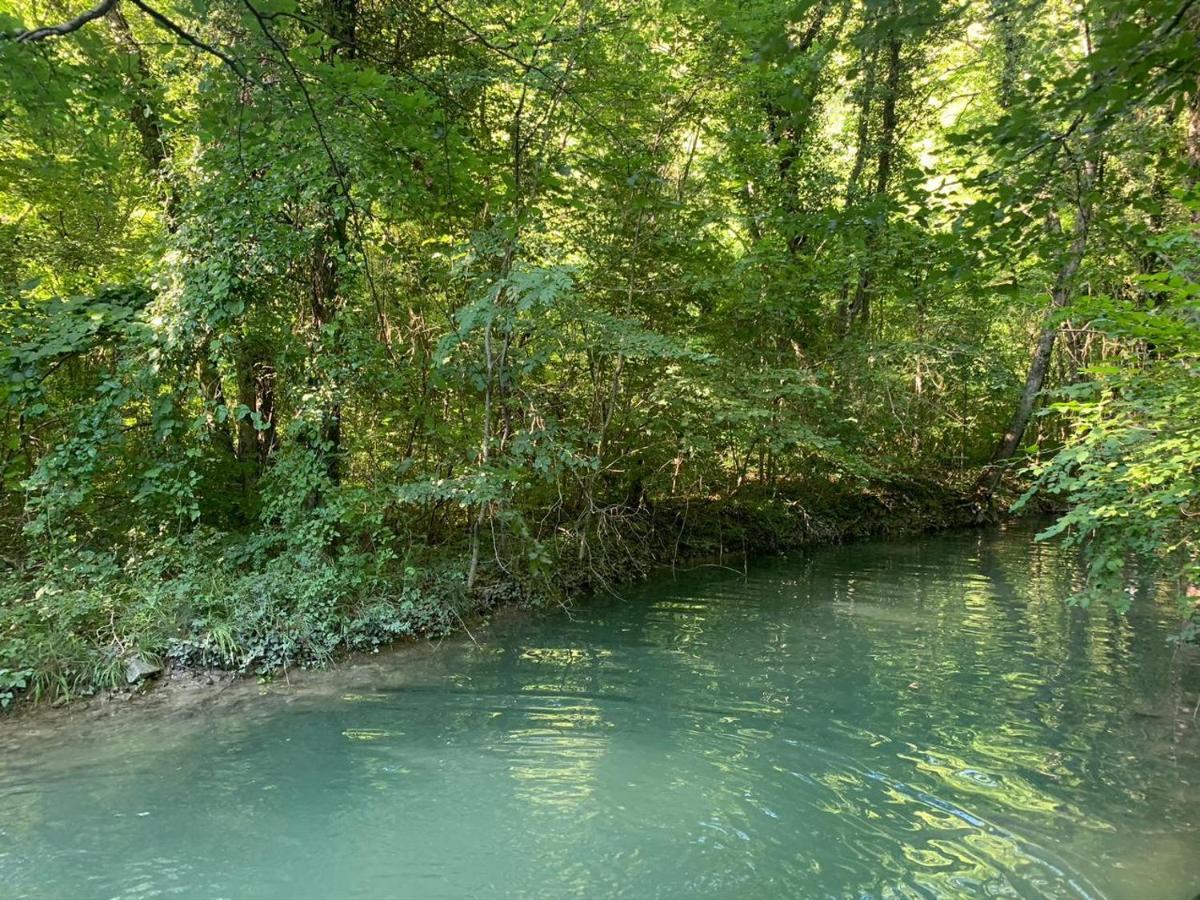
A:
304 0 358 496
235 340 278 469
843 43 879 210
309 224 347 489
763 0 841 254
845 29 901 333
836 9 880 329
978 167 1094 497
990 0 1025 110
1188 78 1200 219
107 7 180 229
976 7 1100 500
109 8 242 463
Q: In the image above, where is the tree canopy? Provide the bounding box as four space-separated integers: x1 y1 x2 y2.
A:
1 0 1197 699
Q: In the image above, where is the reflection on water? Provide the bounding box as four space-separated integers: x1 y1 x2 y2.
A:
1 524 1198 899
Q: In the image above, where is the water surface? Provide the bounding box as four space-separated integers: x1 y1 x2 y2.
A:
2 525 1198 899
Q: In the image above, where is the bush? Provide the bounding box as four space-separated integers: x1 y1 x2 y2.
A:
1018 253 1200 634
0 530 478 703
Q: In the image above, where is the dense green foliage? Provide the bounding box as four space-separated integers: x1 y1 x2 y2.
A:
1018 229 1200 631
0 0 1197 701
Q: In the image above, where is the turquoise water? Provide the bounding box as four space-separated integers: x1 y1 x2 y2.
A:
2 524 1198 899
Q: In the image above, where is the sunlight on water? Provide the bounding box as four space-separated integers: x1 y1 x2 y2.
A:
1 524 1198 899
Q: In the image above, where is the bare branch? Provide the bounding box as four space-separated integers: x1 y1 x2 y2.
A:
5 0 250 82
126 0 248 80
7 0 119 42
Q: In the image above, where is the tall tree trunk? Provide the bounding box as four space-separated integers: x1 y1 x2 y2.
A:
978 166 1094 497
835 19 880 331
843 39 879 210
107 6 180 229
976 8 1101 501
990 0 1025 109
235 339 278 473
309 220 348 489
109 7 240 461
1188 77 1200 219
305 0 358 494
763 0 842 254
844 27 901 333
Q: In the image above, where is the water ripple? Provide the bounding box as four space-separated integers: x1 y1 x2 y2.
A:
2 525 1198 899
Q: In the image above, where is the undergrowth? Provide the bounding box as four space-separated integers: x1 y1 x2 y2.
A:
0 480 973 708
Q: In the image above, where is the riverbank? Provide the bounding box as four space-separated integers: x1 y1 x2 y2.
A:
5 523 1198 900
0 476 998 716
0 605 533 732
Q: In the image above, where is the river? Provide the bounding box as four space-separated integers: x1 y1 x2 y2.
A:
1 523 1198 899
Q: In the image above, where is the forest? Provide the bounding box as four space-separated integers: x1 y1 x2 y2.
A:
0 0 1197 705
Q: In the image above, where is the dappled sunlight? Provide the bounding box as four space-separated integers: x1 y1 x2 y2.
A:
0 0 1197 893
2 527 1198 897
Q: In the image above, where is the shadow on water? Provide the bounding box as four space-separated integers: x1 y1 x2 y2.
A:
1 522 1198 899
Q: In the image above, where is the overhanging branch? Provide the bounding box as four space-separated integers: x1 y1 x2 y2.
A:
4 0 250 82
8 0 119 42
127 0 247 78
